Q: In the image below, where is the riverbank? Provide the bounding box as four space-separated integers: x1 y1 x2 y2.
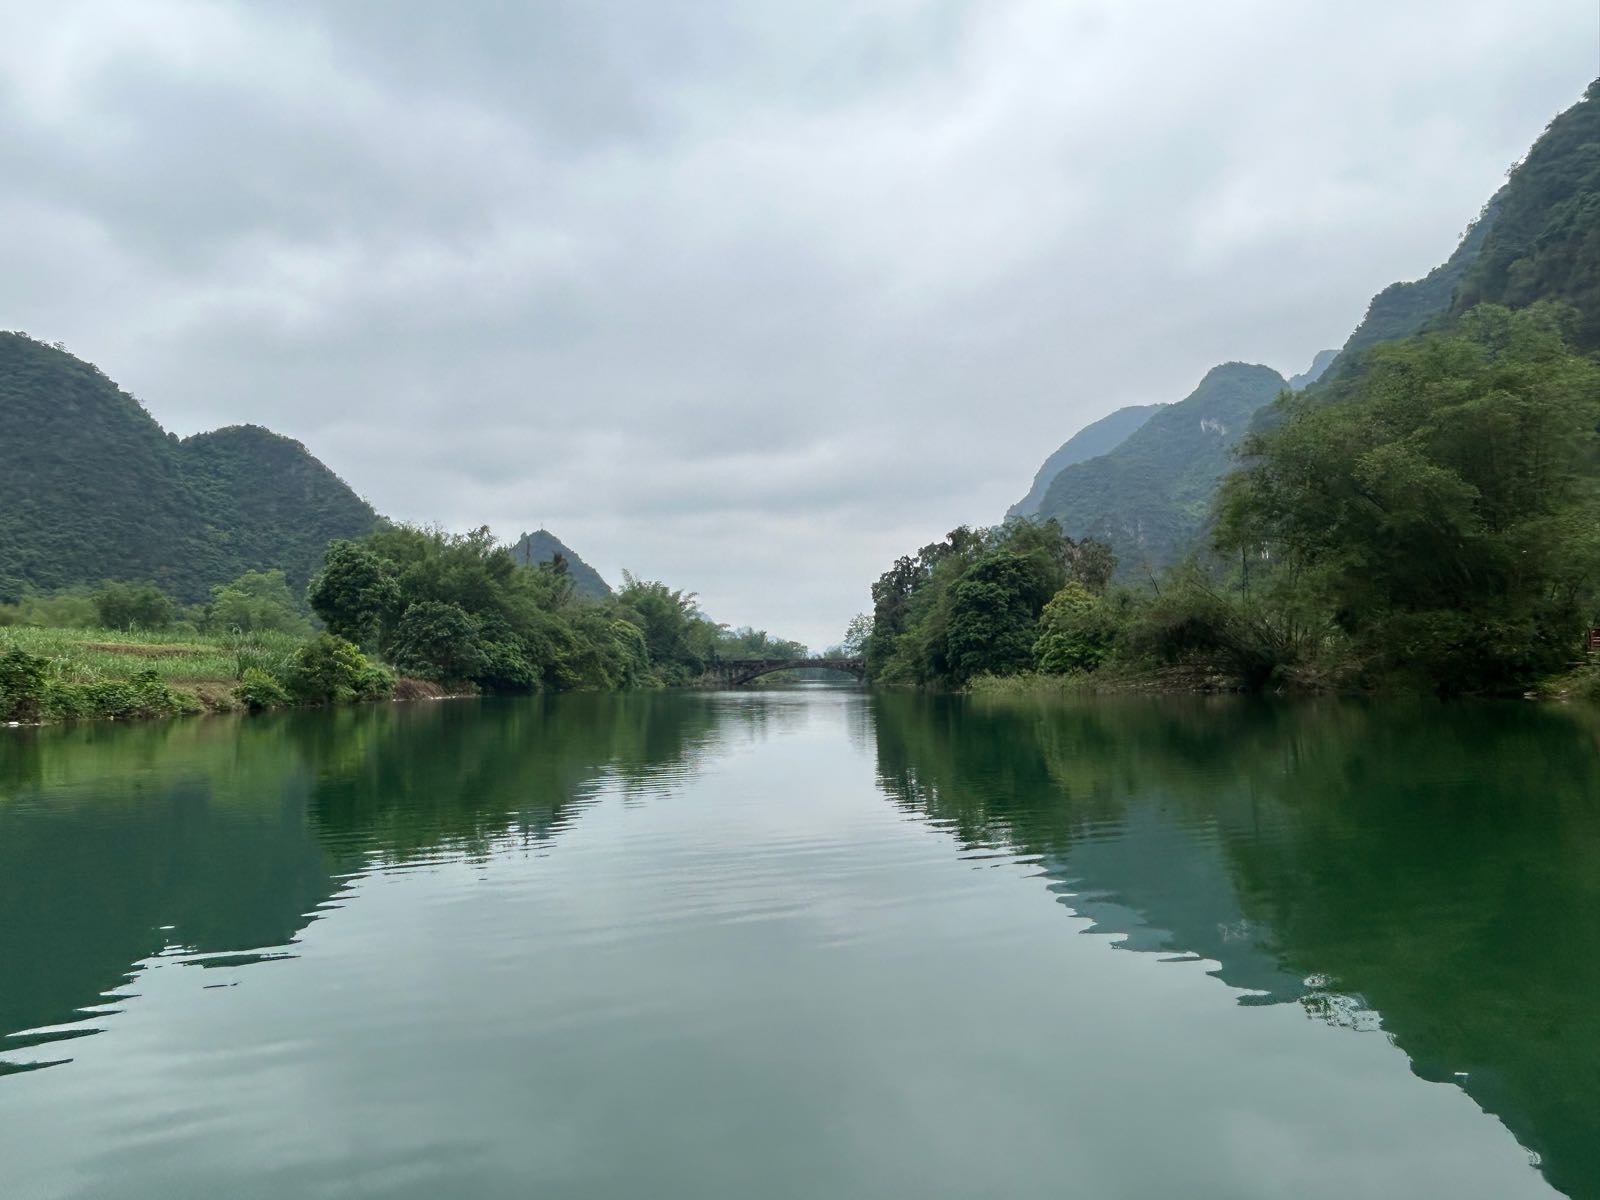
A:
965 661 1600 701
0 626 453 726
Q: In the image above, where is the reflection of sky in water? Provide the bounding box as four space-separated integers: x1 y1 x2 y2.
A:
0 690 1582 1198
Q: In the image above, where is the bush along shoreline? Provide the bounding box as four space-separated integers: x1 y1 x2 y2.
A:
1 524 814 727
0 631 400 726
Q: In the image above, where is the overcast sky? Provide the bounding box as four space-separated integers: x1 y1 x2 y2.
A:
1 2 1594 648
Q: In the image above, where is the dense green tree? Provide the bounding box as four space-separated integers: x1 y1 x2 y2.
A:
866 519 1110 687
841 614 872 657
307 540 402 646
302 527 751 695
1216 304 1600 692
945 551 1057 684
1033 581 1112 674
389 600 486 683
92 581 175 631
208 570 310 635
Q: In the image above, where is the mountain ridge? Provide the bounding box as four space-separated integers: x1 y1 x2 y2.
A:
0 332 380 602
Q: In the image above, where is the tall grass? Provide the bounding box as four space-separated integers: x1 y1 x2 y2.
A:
0 626 304 685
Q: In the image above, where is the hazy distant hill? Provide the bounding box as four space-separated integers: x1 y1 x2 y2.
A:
1033 363 1288 572
0 333 379 601
510 528 611 599
1287 349 1337 391
1329 200 1500 372
1008 404 1163 519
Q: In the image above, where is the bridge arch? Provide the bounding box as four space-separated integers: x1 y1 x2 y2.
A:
706 657 866 687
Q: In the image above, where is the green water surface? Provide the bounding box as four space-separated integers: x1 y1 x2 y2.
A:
1 688 1595 1198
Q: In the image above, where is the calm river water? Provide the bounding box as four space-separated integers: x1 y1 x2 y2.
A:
1 687 1596 1198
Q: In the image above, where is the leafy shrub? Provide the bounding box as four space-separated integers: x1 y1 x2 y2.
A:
234 667 292 711
43 670 198 721
354 661 396 700
287 634 370 704
1034 581 1117 674
0 646 48 721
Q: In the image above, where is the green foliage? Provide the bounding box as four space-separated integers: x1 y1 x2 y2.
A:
0 591 98 628
354 661 397 701
0 646 48 721
208 569 311 635
1033 581 1114 674
1009 404 1164 519
717 626 809 661
287 634 377 705
234 667 291 711
1453 82 1600 350
307 540 402 646
867 519 1114 687
614 572 721 685
303 526 742 696
1 643 198 722
841 614 872 657
390 600 486 683
0 333 379 602
1216 305 1600 693
44 670 200 721
93 581 175 631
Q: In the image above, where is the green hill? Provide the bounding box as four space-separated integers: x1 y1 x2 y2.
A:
1452 80 1600 348
178 424 383 598
1008 404 1163 519
1034 363 1288 572
0 333 379 602
509 528 611 599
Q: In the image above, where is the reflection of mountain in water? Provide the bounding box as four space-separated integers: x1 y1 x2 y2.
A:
871 694 1600 1200
0 693 727 1074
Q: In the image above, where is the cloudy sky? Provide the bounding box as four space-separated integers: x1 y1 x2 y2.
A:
1 2 1594 648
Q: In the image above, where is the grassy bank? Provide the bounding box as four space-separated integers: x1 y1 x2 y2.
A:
0 626 394 725
965 664 1255 698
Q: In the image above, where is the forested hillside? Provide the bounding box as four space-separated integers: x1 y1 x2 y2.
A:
1032 363 1287 573
1007 404 1162 519
510 529 611 599
1452 79 1600 348
869 81 1600 698
0 334 378 602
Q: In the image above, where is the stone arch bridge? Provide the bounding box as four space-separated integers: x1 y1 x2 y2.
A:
703 657 866 687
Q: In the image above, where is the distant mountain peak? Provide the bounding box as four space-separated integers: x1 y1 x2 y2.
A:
509 528 611 599
1287 349 1337 392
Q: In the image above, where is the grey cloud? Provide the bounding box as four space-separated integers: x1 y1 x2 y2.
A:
0 0 1594 648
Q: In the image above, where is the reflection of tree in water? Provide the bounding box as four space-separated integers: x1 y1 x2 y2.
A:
0 692 723 1075
870 693 1600 1200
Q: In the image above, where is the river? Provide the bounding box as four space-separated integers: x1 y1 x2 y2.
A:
1 687 1595 1198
